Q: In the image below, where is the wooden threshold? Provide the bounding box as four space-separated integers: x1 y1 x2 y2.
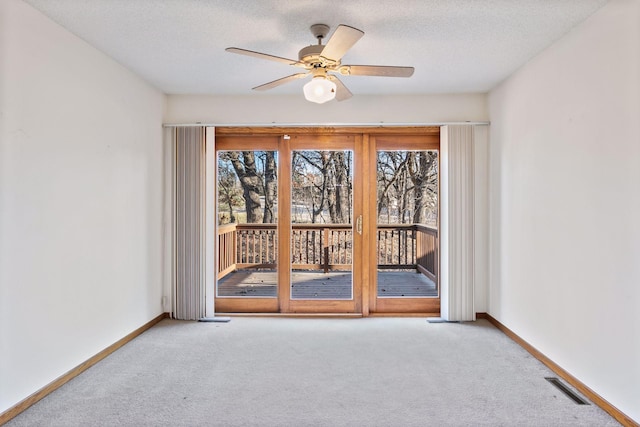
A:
369 312 440 318
216 310 442 318
215 312 363 318
477 313 639 427
217 311 442 318
0 313 170 425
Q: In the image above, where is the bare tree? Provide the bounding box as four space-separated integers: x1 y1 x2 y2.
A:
293 151 327 223
407 151 437 224
377 151 410 223
330 151 351 224
217 163 243 224
225 151 264 223
377 150 438 225
219 150 279 224
292 150 352 224
261 151 277 223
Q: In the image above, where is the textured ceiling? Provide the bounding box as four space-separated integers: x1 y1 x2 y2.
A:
24 0 608 96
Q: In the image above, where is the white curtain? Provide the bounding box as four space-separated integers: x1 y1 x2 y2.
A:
440 125 489 321
170 126 206 320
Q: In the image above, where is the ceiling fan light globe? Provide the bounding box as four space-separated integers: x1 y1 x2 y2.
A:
303 77 336 104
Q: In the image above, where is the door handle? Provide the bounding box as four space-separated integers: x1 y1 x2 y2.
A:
356 215 363 235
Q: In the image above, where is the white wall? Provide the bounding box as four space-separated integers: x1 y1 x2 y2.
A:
166 93 488 124
488 0 640 422
0 0 166 414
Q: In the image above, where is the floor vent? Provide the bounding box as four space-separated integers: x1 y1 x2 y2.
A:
545 377 590 405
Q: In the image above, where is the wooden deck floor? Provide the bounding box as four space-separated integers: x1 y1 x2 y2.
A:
217 270 437 299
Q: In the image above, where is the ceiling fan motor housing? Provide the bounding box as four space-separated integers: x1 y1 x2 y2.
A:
298 44 339 68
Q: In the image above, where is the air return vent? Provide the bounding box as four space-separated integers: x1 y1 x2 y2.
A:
545 377 590 405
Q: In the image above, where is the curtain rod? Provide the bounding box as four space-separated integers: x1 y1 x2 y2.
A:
163 121 490 128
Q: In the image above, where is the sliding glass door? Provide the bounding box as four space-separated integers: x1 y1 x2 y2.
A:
214 136 280 313
369 135 440 314
214 129 439 315
282 134 362 314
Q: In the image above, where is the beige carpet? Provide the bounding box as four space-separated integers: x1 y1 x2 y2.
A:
5 318 620 426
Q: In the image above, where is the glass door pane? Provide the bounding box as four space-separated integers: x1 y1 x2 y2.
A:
290 150 353 300
376 150 439 298
216 150 278 298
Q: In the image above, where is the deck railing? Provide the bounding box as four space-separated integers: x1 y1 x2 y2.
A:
377 224 417 269
217 223 438 281
416 224 438 282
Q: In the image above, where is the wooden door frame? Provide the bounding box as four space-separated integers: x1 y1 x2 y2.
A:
283 133 362 314
214 135 280 313
213 127 441 316
369 134 440 315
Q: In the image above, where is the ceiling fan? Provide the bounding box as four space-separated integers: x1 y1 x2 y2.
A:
226 24 415 104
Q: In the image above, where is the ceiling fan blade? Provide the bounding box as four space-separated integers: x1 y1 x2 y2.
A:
226 47 304 67
320 25 364 61
252 73 309 91
339 65 415 77
327 75 352 101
